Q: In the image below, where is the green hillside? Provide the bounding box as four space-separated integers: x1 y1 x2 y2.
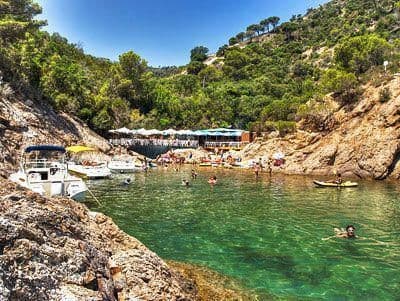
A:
1 0 399 134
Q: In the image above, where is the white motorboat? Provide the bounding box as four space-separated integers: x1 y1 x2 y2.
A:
67 162 112 179
66 145 111 179
9 145 88 201
107 159 141 173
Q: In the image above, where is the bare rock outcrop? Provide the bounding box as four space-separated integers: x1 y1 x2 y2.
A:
242 77 400 180
0 179 197 300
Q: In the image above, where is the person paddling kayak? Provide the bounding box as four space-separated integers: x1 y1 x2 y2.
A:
326 173 342 184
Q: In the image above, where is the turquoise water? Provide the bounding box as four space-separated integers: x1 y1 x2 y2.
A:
87 168 400 300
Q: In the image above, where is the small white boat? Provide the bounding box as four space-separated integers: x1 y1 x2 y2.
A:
107 159 141 173
68 162 111 179
9 145 87 201
66 146 111 179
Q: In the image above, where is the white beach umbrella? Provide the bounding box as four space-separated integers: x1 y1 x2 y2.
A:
147 129 162 135
115 127 131 134
272 152 285 160
163 128 177 135
177 130 194 135
136 128 147 136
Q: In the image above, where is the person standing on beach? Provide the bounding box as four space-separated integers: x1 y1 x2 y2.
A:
254 162 261 178
266 158 272 176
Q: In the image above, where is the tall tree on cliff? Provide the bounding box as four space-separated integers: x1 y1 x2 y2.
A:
0 0 45 80
269 16 280 31
190 46 209 62
0 0 44 42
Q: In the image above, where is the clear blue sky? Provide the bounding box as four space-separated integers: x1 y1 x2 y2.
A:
36 0 328 67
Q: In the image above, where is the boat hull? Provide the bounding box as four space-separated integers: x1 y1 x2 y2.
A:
68 164 112 179
109 168 140 173
69 190 87 201
313 180 358 188
9 172 88 200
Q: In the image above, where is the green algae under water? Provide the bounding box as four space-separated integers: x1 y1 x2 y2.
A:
87 168 400 300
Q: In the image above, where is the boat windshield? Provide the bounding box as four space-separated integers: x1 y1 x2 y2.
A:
23 150 65 169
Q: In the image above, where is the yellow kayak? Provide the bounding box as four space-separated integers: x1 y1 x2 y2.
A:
313 180 358 188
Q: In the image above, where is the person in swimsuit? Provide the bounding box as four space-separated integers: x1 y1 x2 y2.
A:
208 175 217 185
334 225 356 238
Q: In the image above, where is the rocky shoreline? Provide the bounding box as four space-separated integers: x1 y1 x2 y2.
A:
0 178 197 300
0 177 261 300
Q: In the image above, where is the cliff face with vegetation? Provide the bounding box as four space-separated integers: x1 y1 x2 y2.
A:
241 76 400 180
2 0 399 132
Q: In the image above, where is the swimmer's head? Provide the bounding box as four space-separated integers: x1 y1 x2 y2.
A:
346 225 356 237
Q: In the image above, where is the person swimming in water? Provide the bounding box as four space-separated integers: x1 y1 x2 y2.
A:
334 225 356 238
323 225 388 244
182 179 190 187
208 175 217 185
322 225 357 240
123 177 132 185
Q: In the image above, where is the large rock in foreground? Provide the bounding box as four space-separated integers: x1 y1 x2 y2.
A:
0 179 197 301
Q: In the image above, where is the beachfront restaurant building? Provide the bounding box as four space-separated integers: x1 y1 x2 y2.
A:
108 127 251 157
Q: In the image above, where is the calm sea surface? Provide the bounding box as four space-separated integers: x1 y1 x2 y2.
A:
86 167 400 300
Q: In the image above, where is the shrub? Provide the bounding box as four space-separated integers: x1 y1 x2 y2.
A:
334 34 392 74
265 120 296 136
320 68 358 98
379 87 391 103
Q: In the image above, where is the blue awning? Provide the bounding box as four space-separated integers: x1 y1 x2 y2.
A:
24 145 66 153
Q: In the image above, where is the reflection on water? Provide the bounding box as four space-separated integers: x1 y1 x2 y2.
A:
87 168 400 299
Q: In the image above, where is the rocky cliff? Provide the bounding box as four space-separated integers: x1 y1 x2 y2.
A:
0 178 198 300
0 82 110 176
242 76 400 180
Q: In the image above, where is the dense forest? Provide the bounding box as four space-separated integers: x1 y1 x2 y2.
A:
1 0 400 134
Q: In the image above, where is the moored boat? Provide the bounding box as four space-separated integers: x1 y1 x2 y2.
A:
313 180 358 188
66 146 111 179
9 145 88 200
107 158 141 173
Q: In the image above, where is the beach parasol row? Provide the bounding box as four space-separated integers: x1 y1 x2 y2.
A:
109 128 244 137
